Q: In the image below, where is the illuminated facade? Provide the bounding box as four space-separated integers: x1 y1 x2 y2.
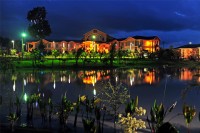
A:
177 44 200 59
27 29 160 54
83 29 114 42
27 39 82 53
110 36 160 53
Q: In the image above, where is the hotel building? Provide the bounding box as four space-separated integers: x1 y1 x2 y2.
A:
177 44 200 60
27 29 160 55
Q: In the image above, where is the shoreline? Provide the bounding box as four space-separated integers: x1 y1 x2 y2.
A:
2 58 200 70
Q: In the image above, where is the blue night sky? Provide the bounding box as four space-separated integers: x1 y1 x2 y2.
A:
1 0 200 48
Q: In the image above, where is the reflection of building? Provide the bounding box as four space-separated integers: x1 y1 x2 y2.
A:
79 70 110 84
180 68 193 81
27 29 160 54
143 71 156 85
177 44 200 60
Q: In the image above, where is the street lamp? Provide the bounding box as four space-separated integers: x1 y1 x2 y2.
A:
21 32 26 58
92 35 96 52
130 42 133 51
11 40 14 49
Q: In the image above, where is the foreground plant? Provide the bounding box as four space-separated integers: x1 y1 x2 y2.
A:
118 113 146 133
81 96 96 133
73 95 81 127
147 100 178 133
183 103 196 133
57 94 74 128
100 81 130 130
125 96 139 116
119 96 146 133
7 113 19 132
15 96 21 118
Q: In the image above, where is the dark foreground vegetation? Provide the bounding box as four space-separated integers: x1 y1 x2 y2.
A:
0 81 197 133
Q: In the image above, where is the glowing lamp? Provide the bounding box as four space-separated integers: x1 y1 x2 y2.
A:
24 93 28 102
21 33 26 37
92 35 96 39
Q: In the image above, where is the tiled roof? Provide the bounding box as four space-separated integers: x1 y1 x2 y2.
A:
115 38 127 41
177 44 200 48
132 36 159 40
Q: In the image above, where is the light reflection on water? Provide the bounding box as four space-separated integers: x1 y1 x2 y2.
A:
0 67 200 131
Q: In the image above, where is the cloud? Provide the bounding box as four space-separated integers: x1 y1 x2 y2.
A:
1 0 200 47
174 11 186 17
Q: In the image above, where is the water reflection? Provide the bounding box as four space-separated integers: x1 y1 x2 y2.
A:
1 67 200 131
2 68 200 93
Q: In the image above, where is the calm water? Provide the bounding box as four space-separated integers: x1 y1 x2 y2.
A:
0 67 200 132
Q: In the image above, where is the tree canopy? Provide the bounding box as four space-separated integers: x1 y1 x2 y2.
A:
27 7 51 39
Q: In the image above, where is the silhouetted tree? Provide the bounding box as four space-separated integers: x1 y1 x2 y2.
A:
27 7 51 53
157 48 180 61
109 43 116 66
75 48 85 66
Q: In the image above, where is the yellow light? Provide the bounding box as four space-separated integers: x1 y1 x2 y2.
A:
92 35 96 39
146 41 151 46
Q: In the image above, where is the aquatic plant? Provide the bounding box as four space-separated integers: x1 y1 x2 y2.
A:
118 113 146 133
183 103 196 133
81 95 96 132
147 100 178 133
119 96 146 133
7 113 18 132
57 94 73 130
73 95 81 127
99 81 130 130
125 96 138 116
15 96 21 118
48 98 53 122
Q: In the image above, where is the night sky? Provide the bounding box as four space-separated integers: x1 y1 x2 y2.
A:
1 0 200 48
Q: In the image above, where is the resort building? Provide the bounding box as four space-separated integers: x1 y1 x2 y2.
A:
26 29 160 55
177 44 200 60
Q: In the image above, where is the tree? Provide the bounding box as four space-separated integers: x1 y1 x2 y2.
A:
109 43 116 66
10 49 17 56
31 49 41 66
27 7 51 53
51 49 60 66
75 48 84 66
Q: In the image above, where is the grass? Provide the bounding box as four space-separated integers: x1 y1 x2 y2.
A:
6 57 200 69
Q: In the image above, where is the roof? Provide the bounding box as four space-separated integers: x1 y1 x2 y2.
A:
132 36 160 40
109 36 159 42
27 39 83 43
115 38 127 41
176 44 200 48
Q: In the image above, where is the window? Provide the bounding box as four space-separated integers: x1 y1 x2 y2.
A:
29 44 33 48
127 42 130 46
135 40 139 46
56 44 59 49
93 29 97 33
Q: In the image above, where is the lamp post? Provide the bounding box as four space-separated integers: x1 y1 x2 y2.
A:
92 35 96 52
21 32 26 58
130 42 133 51
11 40 14 49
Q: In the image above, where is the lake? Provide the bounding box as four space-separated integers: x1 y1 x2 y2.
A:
0 67 200 132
